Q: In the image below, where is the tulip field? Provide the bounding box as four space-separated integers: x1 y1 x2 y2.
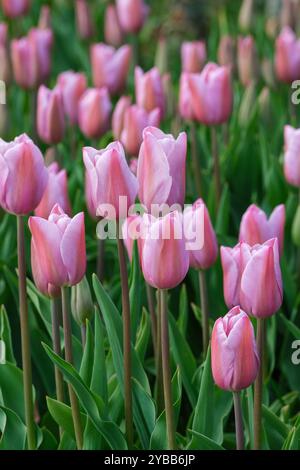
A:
1 0 300 455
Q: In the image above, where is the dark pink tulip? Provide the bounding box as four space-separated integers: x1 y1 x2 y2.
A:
116 0 149 34
135 66 166 118
188 62 233 125
83 141 138 219
217 35 235 68
57 71 87 125
0 134 48 215
91 43 131 95
284 125 300 187
104 5 123 47
37 85 65 145
141 211 189 289
78 88 112 139
181 41 206 73
1 0 30 18
275 27 300 83
34 162 71 219
184 199 218 270
178 73 195 121
75 0 94 40
237 36 259 87
137 126 187 210
211 306 259 392
239 204 285 256
0 22 10 83
29 204 86 297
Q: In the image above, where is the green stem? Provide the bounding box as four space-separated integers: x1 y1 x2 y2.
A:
61 287 83 450
189 121 202 197
146 282 157 360
211 126 222 212
198 270 209 357
155 288 164 414
160 289 176 450
233 391 244 450
50 297 64 404
17 216 36 450
254 318 265 450
116 221 133 448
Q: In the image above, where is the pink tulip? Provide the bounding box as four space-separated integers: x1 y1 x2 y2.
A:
57 71 87 125
188 62 233 125
91 43 131 95
37 85 65 145
38 5 51 29
1 0 30 18
83 141 138 219
104 5 123 47
129 158 138 175
275 27 300 83
78 88 112 139
122 214 143 261
141 211 189 289
34 162 71 219
284 125 300 187
178 73 195 121
181 41 206 73
237 36 258 87
135 66 166 118
29 204 86 297
211 306 259 392
116 0 149 34
85 171 97 220
184 199 218 270
221 239 283 318
0 134 48 215
239 204 285 256
0 22 10 83
75 0 94 39
137 126 187 210
217 35 235 68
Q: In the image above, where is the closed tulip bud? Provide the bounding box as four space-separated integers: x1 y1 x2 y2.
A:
238 82 257 127
0 22 11 84
71 276 94 326
141 211 189 289
292 205 300 246
28 28 53 84
275 27 300 83
188 63 233 125
178 73 195 121
238 0 254 32
284 125 300 187
91 43 131 95
75 0 94 40
29 204 86 296
155 37 168 75
135 66 166 118
85 171 97 220
104 5 123 47
237 36 259 87
116 0 149 34
37 85 65 145
1 0 30 18
0 134 48 215
211 306 259 392
239 204 285 255
184 199 218 270
38 5 51 29
83 141 138 219
34 162 71 219
137 126 187 211
78 88 112 139
217 35 236 70
57 71 87 125
181 41 206 73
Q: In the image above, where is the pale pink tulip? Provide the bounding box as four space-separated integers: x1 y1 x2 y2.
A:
78 88 112 139
1 0 30 18
104 5 123 47
116 0 149 34
181 41 206 73
75 0 94 39
178 73 195 121
135 66 166 118
237 35 259 87
57 71 87 125
37 85 65 145
275 27 300 83
284 125 300 187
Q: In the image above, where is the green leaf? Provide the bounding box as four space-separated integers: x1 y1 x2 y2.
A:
135 307 151 362
90 310 108 406
38 427 58 450
262 405 289 450
177 284 188 336
79 319 94 386
0 406 27 450
47 397 85 440
283 415 300 450
216 184 230 235
0 305 16 364
279 313 300 339
132 378 156 449
0 362 32 422
129 241 142 341
186 430 225 450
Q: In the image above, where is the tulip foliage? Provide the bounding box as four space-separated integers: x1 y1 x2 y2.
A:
0 0 300 454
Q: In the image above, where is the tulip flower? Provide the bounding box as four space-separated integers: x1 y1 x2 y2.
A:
78 88 112 139
57 71 87 125
38 5 51 29
0 22 10 84
0 133 48 215
275 27 300 83
178 73 195 121
211 306 259 392
137 126 187 211
34 162 71 219
104 5 123 47
91 43 131 95
85 172 97 220
239 204 285 255
181 41 206 73
83 141 138 219
237 36 259 87
71 276 94 327
122 214 143 262
75 0 94 40
284 125 300 187
217 35 236 69
116 0 149 34
135 66 166 118
37 85 65 145
1 0 30 18
112 96 160 156
129 158 138 175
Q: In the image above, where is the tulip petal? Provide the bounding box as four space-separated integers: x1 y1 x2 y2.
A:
60 212 86 285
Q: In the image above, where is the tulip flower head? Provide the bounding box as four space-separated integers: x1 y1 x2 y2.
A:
135 66 166 118
57 71 87 125
217 35 236 69
104 5 123 47
178 73 195 121
211 306 259 392
37 85 65 145
75 0 94 39
284 125 300 187
275 27 300 83
78 88 112 139
181 41 206 73
237 35 259 87
116 0 149 34
1 0 30 18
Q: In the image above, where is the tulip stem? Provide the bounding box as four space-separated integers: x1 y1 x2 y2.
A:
233 391 244 450
155 288 164 414
254 318 265 450
81 324 86 348
17 215 36 450
116 221 133 448
61 286 83 450
189 121 202 197
198 270 209 357
96 238 105 282
146 282 157 360
30 89 37 141
211 126 222 212
160 289 176 450
50 297 65 405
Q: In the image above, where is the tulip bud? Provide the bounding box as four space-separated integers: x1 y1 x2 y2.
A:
78 88 112 139
211 306 259 392
0 22 11 84
292 204 300 246
181 41 206 73
1 0 30 18
0 134 48 215
238 0 254 32
275 27 300 83
38 5 51 29
75 0 94 40
85 171 97 220
178 73 195 121
155 37 168 75
104 5 123 47
57 71 87 125
238 81 257 127
37 85 65 145
116 0 149 34
284 124 300 187
135 66 166 118
237 36 259 87
71 276 94 326
217 35 236 70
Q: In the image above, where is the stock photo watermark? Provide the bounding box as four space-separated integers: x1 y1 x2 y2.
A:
0 80 6 105
291 340 300 365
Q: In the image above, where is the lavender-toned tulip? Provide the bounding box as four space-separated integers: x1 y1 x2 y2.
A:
135 66 166 118
37 85 65 145
57 71 87 125
78 88 112 139
116 0 149 34
181 41 206 73
1 0 30 18
104 5 123 47
75 0 94 39
284 125 300 187
275 27 300 83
